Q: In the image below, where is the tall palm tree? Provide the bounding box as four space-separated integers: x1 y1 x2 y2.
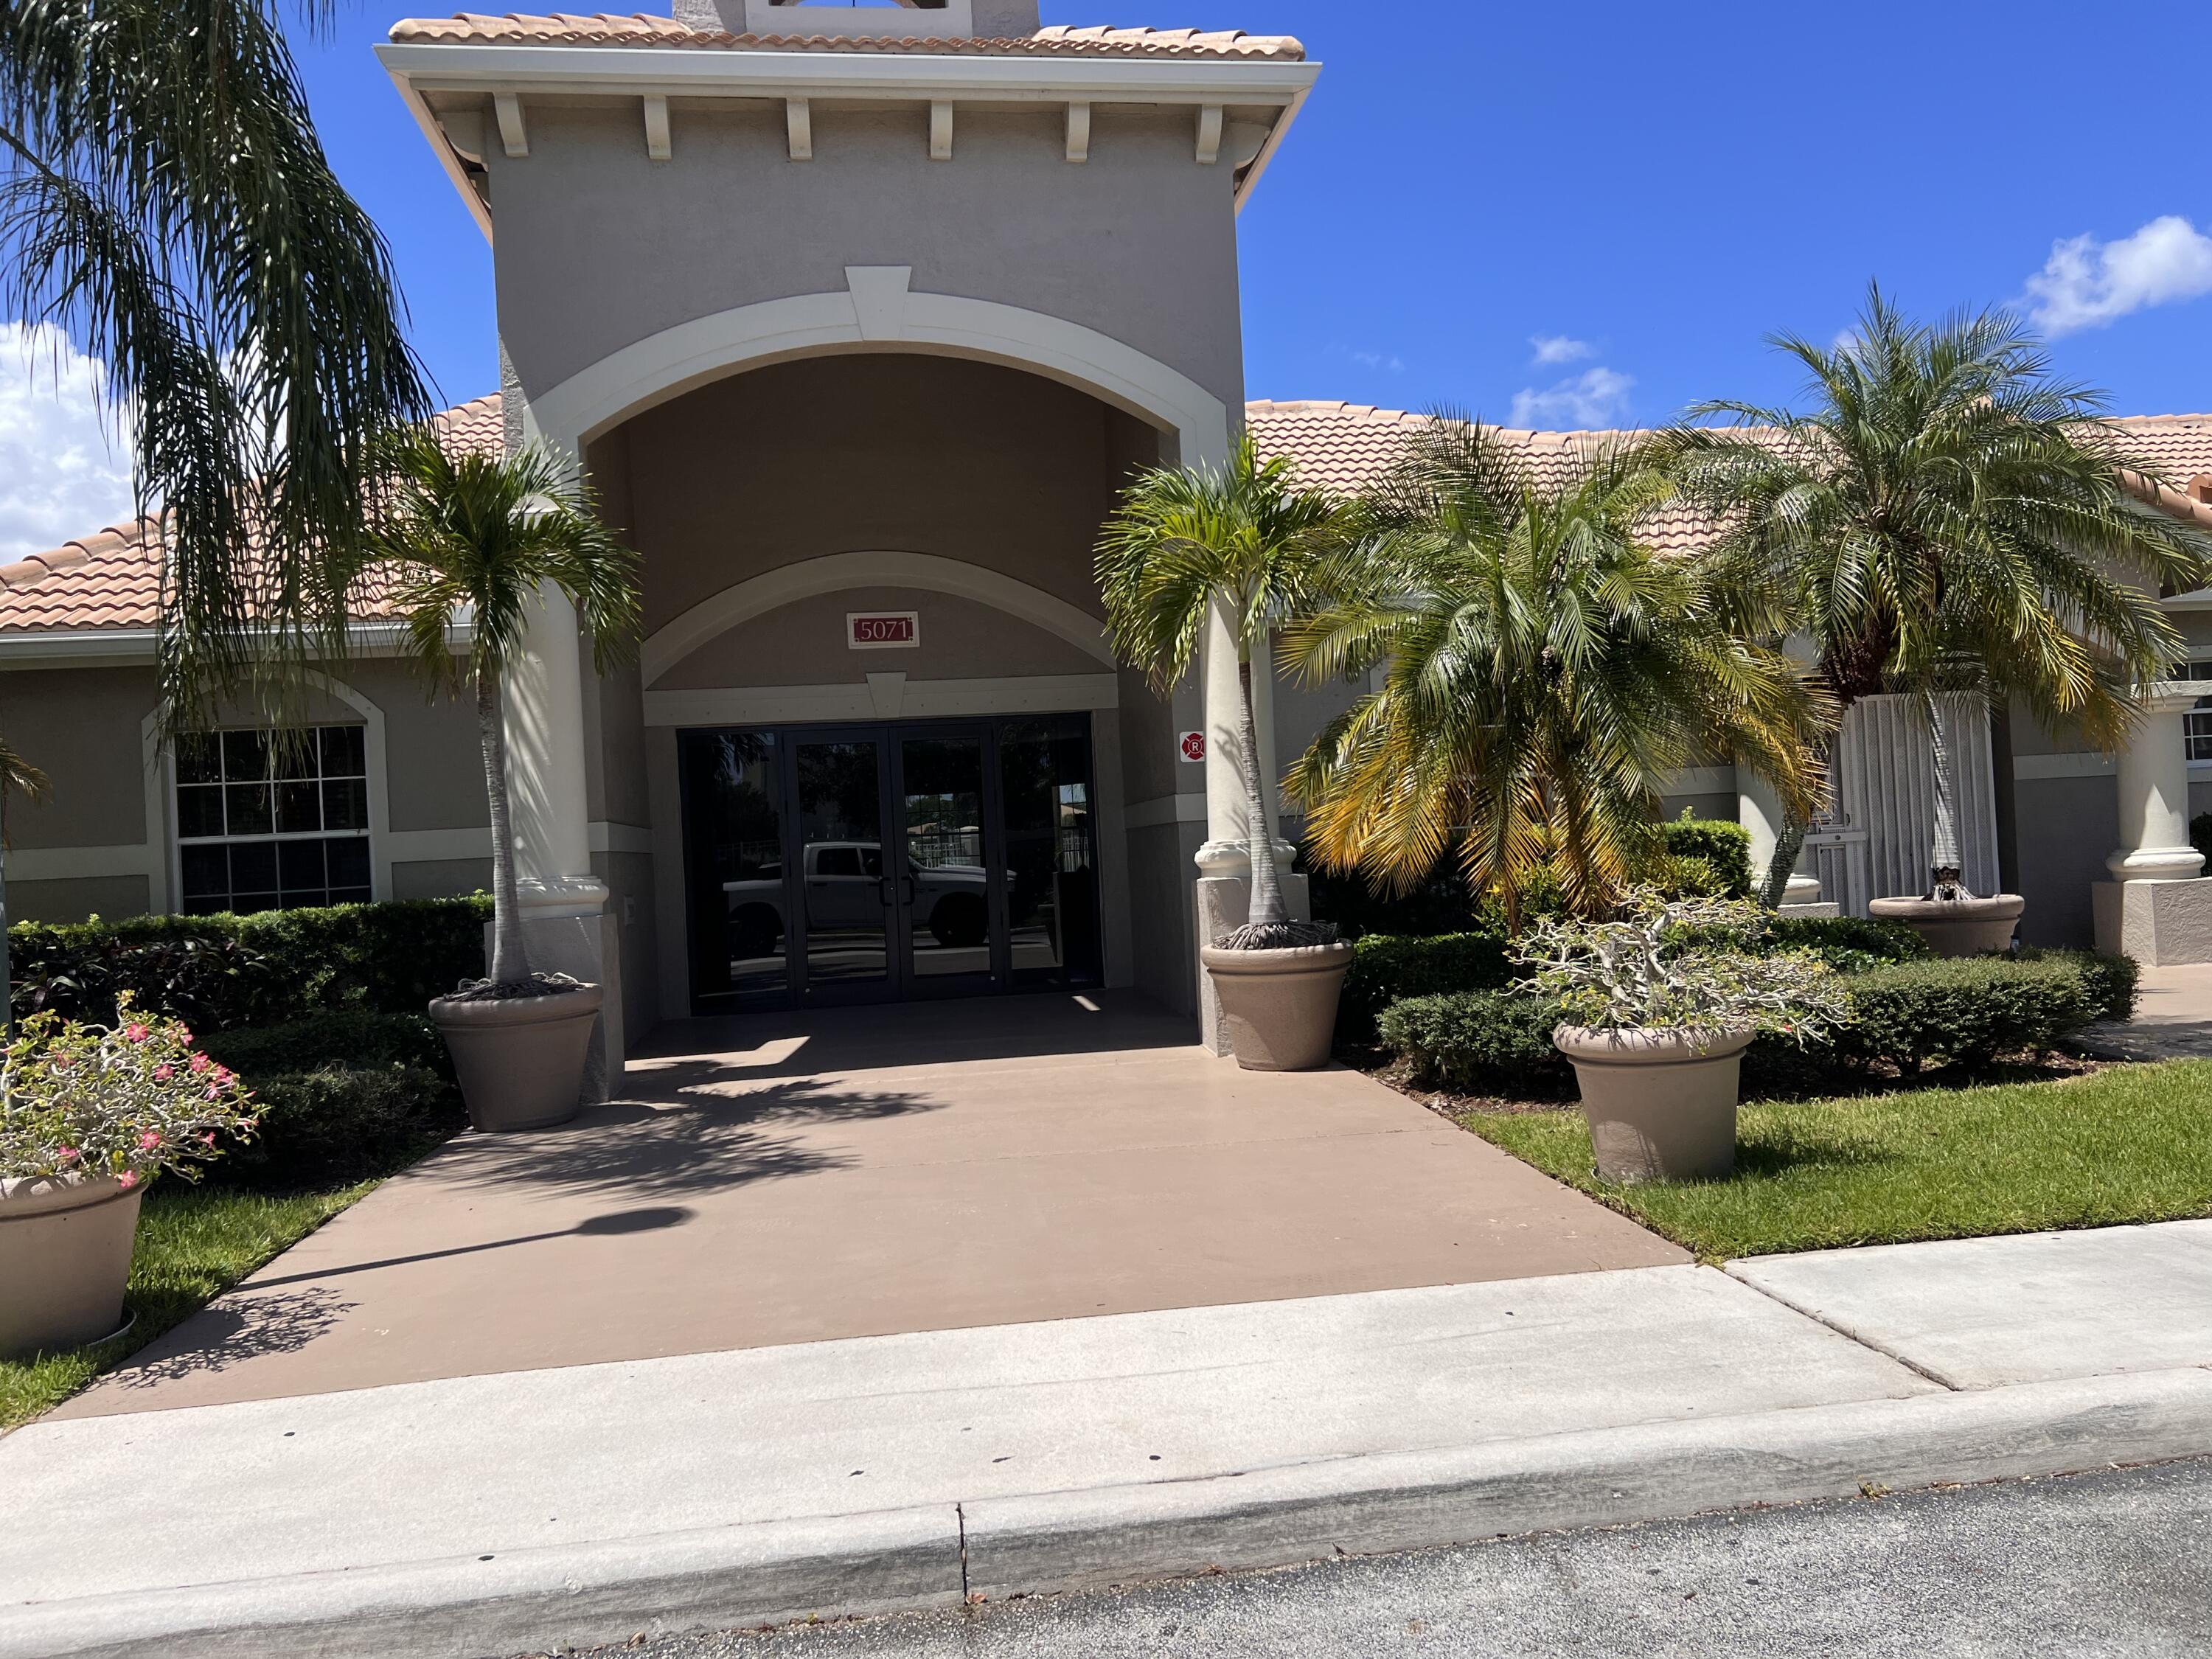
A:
1664 288 2212 902
1283 415 1828 926
1 0 429 726
1096 434 1352 947
368 426 639 990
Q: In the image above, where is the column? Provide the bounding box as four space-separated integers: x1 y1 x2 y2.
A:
2093 681 2212 966
504 582 608 915
2106 682 2205 882
1736 765 1823 907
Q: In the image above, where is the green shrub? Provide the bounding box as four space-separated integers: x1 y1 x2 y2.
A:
200 1010 451 1080
1376 990 1568 1095
1306 859 1481 941
1337 931 1514 1043
1838 956 2091 1072
1763 914 1932 970
1659 816 1753 899
2020 947 2138 1024
208 1064 462 1193
10 897 491 1031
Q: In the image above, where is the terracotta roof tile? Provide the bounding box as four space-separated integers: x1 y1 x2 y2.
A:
0 395 504 638
386 14 1307 58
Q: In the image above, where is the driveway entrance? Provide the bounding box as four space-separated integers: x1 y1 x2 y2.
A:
678 714 1102 1012
52 995 1683 1419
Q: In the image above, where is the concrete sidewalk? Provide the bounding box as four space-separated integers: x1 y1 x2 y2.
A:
4 1221 2210 1659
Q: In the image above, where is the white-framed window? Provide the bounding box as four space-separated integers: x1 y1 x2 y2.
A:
173 726 373 913
2180 662 2212 763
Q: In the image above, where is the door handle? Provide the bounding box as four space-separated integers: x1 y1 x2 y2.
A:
902 874 918 906
877 875 896 907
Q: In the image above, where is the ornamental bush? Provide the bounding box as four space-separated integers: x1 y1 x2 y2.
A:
1377 990 1567 1095
1836 956 2093 1072
1658 816 1753 900
208 1064 460 1193
10 897 492 1032
1337 931 1514 1044
198 1010 451 1079
0 993 257 1189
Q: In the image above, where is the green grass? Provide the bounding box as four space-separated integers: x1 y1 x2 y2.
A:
0 1180 375 1430
1462 1060 2212 1261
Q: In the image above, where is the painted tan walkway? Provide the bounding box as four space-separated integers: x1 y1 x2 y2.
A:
55 994 1680 1419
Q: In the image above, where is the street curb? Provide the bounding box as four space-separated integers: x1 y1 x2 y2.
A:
10 1367 2212 1659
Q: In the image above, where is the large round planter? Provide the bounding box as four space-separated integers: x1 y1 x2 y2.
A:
1 1176 142 1359
1200 939 1355 1071
1868 894 2025 958
1554 1026 1754 1183
429 982 604 1132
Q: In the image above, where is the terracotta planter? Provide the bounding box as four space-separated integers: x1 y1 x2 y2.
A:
1 1175 142 1359
1868 894 2025 958
429 982 604 1132
1200 939 1354 1071
1554 1025 1754 1183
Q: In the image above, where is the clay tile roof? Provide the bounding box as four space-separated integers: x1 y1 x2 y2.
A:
385 13 1307 58
0 394 504 637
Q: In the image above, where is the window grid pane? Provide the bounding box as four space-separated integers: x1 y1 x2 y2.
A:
175 722 372 912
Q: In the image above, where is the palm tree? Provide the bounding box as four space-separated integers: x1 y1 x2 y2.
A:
368 425 639 990
1282 415 1828 927
1664 288 2212 902
2 0 429 726
1096 435 1352 947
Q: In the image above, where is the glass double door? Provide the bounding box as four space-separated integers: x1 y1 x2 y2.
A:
681 714 1100 1010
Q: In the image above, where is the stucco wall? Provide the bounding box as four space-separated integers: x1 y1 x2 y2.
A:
2011 774 2115 947
3 666 158 850
487 104 1247 420
9 875 149 925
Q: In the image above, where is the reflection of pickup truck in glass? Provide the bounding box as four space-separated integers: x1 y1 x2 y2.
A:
723 841 988 956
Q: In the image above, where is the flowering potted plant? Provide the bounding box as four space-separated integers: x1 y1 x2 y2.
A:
0 993 256 1357
1516 894 1850 1182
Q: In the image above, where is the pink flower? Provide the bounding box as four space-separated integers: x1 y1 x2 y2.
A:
212 1066 233 1086
125 1023 149 1043
175 1027 191 1043
189 1053 212 1074
201 1132 216 1147
57 1146 78 1163
153 1064 173 1082
116 1170 139 1191
204 1085 222 1102
139 1130 161 1150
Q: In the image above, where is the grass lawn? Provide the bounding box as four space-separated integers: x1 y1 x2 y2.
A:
0 1180 375 1430
1462 1059 2212 1261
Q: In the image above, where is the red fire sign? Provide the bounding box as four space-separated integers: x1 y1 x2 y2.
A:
1179 730 1206 762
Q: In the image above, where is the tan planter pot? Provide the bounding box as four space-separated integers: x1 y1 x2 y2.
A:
1200 940 1355 1071
1 1175 142 1359
1554 1025 1754 1183
1868 894 2025 958
429 982 604 1132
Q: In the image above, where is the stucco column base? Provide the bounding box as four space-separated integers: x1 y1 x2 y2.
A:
1778 900 1841 919
1194 838 1298 881
1781 873 1823 905
2093 878 2212 966
1194 870 1312 1057
481 909 625 1103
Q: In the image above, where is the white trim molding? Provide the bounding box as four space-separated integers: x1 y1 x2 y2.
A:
644 671 1118 728
589 820 654 856
2014 752 2118 781
521 269 1232 471
385 827 495 863
4 844 162 884
643 549 1113 686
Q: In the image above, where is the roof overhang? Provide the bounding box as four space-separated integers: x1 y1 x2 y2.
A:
375 40 1321 242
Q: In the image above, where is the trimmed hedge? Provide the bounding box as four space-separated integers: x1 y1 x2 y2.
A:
1377 990 1565 1096
199 1010 452 1079
1338 931 1514 1044
209 1064 463 1192
1380 948 2130 1094
1659 817 1753 900
10 897 492 1031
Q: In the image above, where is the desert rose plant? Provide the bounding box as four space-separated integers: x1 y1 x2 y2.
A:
1514 894 1851 1047
0 992 256 1189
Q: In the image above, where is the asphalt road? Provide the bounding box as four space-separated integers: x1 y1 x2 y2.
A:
555 1457 2212 1659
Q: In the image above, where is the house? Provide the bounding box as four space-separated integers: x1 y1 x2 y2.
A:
4 1 2212 1072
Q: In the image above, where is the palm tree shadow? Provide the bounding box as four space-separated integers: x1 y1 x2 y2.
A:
106 1286 355 1391
420 1074 945 1201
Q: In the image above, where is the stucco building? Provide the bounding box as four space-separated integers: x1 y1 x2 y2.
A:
5 1 2212 1066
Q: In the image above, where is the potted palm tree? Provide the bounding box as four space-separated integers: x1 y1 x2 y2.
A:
1665 288 2212 951
1282 414 1829 928
1518 896 1850 1183
369 425 640 1130
1097 436 1354 1070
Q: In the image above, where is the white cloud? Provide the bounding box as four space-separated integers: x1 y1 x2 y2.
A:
1349 348 1405 372
1529 334 1595 366
1509 366 1634 430
2023 215 2212 335
0 323 135 563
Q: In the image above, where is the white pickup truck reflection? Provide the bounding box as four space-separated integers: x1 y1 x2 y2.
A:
724 840 988 956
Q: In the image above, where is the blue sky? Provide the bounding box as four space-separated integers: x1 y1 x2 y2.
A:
8 0 2212 554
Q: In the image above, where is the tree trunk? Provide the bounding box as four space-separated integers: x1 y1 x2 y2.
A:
478 669 532 987
1 835 12 1040
1237 654 1287 930
1925 692 1972 902
1759 818 1809 910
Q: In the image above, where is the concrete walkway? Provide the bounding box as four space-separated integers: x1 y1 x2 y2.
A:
4 1222 2211 1659
52 993 1678 1416
2079 962 2212 1059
